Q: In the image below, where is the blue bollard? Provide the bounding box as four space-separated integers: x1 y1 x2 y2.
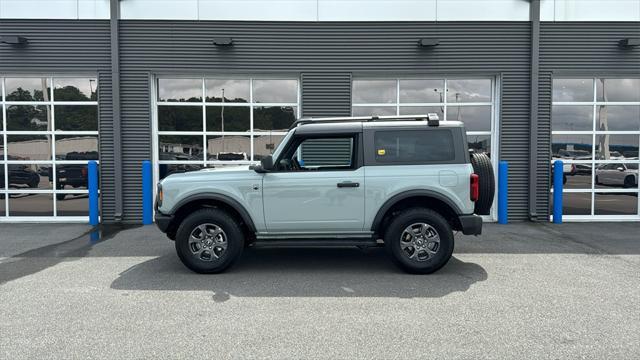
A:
88 161 99 226
498 161 508 224
142 160 153 225
553 160 563 224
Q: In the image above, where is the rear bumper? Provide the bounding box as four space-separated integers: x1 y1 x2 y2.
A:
458 214 482 235
155 212 174 233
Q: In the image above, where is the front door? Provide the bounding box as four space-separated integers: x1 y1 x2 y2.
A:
262 134 365 233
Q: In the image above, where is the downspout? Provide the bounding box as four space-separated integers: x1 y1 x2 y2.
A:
110 0 123 221
528 0 540 221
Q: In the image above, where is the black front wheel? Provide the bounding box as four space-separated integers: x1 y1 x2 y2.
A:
175 208 244 274
384 208 454 274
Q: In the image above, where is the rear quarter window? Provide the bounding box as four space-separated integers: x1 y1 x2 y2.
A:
374 130 456 164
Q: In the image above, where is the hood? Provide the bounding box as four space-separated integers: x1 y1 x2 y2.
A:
160 164 261 184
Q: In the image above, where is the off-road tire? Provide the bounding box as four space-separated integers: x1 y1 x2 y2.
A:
470 152 495 215
175 208 244 274
384 207 454 274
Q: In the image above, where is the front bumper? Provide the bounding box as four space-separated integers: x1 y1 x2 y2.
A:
458 214 482 235
155 212 174 233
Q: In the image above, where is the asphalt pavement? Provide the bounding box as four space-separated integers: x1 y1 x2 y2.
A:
0 222 639 359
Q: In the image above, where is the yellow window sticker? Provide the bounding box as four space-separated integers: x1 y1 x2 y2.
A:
377 149 386 156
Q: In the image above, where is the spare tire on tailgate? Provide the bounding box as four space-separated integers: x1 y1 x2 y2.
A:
470 152 495 215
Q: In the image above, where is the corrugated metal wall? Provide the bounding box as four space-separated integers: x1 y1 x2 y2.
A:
118 21 531 222
0 20 116 220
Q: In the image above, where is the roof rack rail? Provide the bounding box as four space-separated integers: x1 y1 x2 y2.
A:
288 113 440 130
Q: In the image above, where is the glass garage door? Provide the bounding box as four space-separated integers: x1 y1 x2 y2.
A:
0 76 99 220
551 78 640 220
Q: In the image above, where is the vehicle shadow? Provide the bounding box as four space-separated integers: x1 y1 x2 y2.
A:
110 247 488 299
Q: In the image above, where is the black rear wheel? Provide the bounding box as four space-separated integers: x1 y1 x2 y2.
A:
470 152 495 215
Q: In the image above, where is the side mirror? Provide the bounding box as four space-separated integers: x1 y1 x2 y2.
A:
617 167 625 172
255 155 274 173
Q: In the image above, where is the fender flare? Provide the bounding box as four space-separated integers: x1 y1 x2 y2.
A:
370 190 463 232
170 193 257 233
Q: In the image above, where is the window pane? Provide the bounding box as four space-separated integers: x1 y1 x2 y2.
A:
446 106 491 131
157 78 202 102
206 106 250 132
7 135 52 161
552 134 593 160
254 134 286 161
57 195 89 216
7 105 51 131
253 79 297 103
54 105 98 131
596 105 640 132
158 105 203 132
557 163 591 189
299 138 353 167
551 192 591 215
158 135 203 161
207 135 250 161
3 164 50 190
399 79 444 103
53 78 97 101
467 134 491 157
594 193 638 215
159 164 203 180
374 130 455 163
55 135 99 161
595 163 640 189
205 79 250 103
553 78 593 102
5 78 50 101
552 105 593 131
8 193 53 216
352 80 396 104
352 106 396 117
447 79 491 103
399 106 443 120
56 164 90 190
253 106 297 132
595 134 639 160
597 78 640 102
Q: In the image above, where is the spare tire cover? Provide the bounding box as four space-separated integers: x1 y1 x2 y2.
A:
470 152 495 215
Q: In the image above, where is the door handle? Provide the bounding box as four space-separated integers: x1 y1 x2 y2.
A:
337 181 360 188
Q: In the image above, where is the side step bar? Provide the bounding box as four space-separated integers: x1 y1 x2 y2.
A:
250 238 383 248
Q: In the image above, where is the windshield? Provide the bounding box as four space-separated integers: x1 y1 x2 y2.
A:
627 163 638 170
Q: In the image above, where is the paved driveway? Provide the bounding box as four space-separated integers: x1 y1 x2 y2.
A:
1 222 639 359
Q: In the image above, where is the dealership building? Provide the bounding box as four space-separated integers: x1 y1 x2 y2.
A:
0 0 639 223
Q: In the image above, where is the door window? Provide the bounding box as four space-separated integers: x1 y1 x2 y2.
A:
276 136 355 172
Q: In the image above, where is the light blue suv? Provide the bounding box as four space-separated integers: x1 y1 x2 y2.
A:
155 115 494 274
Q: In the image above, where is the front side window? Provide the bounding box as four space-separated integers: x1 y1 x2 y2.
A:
374 130 455 164
276 136 355 172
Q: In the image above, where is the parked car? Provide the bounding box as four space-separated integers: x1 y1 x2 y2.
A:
55 152 98 200
595 163 639 188
155 114 495 274
0 164 40 189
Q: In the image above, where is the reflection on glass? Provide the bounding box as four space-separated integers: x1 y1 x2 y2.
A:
596 105 640 132
56 164 91 190
55 135 99 160
206 136 250 161
595 163 639 189
0 137 4 156
5 78 50 101
6 105 51 131
253 79 297 103
205 79 250 103
594 193 638 215
597 78 640 102
54 105 98 131
552 192 591 215
352 80 396 104
399 79 444 103
253 134 286 160
552 78 593 102
206 106 250 132
467 135 491 156
159 164 203 180
595 134 639 160
552 105 592 131
158 136 203 161
446 106 491 131
253 106 296 131
1 164 51 190
447 79 491 103
7 135 52 161
352 106 395 117
57 195 89 216
53 78 97 101
158 105 203 132
8 193 53 216
399 106 443 119
157 78 202 102
552 134 593 160
561 164 591 189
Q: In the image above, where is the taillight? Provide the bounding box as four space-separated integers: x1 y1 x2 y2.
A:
470 173 479 202
81 167 88 177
